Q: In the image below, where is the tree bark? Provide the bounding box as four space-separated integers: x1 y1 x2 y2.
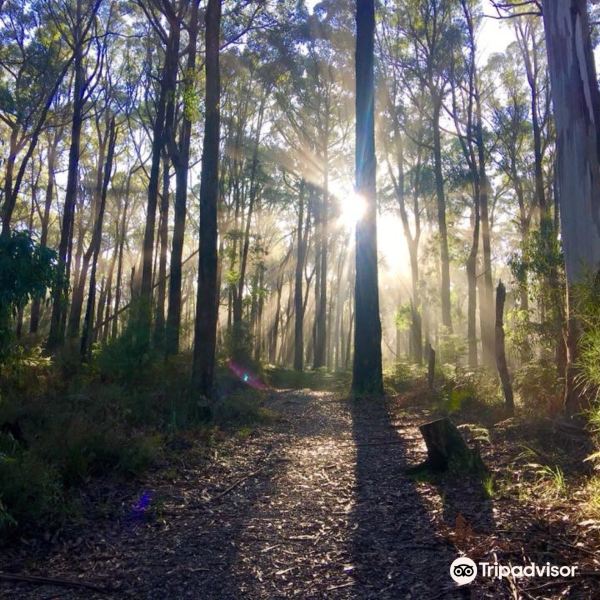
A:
351 0 383 396
166 0 200 357
294 181 307 371
81 118 117 360
542 0 600 414
495 281 514 414
192 0 221 401
432 97 453 333
30 131 60 334
48 1 86 350
154 153 170 348
139 17 180 336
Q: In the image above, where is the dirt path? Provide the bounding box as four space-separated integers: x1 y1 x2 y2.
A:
0 390 522 598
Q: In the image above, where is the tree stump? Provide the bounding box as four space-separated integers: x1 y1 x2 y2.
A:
408 417 487 474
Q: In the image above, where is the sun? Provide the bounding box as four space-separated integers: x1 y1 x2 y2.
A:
331 181 367 231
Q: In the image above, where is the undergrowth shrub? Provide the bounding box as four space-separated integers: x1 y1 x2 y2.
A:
513 358 563 415
384 360 423 393
436 366 503 416
212 388 275 426
0 446 63 533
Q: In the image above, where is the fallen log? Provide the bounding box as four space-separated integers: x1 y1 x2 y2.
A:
408 417 487 474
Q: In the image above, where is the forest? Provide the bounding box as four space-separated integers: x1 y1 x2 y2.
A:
1 0 600 597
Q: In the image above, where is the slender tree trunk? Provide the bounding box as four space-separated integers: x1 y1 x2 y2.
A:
48 3 85 350
233 94 266 327
476 104 494 368
269 274 283 364
165 0 200 357
467 193 480 368
112 175 130 340
432 97 452 333
81 118 117 360
352 0 383 396
139 20 180 336
192 0 222 401
30 132 60 334
154 153 170 347
294 182 308 371
68 122 108 339
314 123 329 368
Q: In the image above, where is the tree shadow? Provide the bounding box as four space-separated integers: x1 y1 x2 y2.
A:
349 397 472 599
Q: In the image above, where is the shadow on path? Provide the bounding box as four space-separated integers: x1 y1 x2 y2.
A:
349 397 468 599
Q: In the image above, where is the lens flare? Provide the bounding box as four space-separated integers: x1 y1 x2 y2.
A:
227 360 269 390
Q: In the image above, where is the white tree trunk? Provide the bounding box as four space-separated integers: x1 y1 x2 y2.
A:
543 0 600 283
543 0 600 414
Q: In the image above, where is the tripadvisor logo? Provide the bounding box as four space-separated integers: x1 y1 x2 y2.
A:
450 557 477 585
450 556 579 586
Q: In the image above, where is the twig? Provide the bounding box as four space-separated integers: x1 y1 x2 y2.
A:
201 454 276 504
0 572 113 593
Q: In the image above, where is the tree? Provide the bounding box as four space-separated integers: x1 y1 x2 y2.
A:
165 0 201 357
542 0 600 414
137 0 183 342
351 0 383 396
47 0 104 350
192 0 222 401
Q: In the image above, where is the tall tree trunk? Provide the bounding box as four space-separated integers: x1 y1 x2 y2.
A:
30 131 60 334
269 274 284 364
294 182 307 371
233 94 266 327
67 120 108 339
352 0 383 396
112 174 131 340
542 0 600 415
476 103 494 368
192 0 222 401
314 121 329 368
432 96 453 333
139 20 180 336
165 0 200 357
154 153 170 348
81 118 117 360
467 194 480 368
48 2 85 350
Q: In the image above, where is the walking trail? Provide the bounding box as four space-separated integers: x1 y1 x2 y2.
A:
0 389 568 598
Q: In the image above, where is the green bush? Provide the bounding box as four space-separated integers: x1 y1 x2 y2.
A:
94 316 161 386
212 389 275 427
0 230 58 359
436 366 502 415
0 448 63 534
513 358 563 415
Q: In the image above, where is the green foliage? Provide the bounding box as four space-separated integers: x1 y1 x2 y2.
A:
223 321 255 364
438 328 467 365
0 447 63 535
394 304 412 332
513 358 563 415
94 302 159 386
436 367 503 416
384 361 423 393
574 276 600 404
0 230 58 358
212 389 275 427
508 220 566 357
